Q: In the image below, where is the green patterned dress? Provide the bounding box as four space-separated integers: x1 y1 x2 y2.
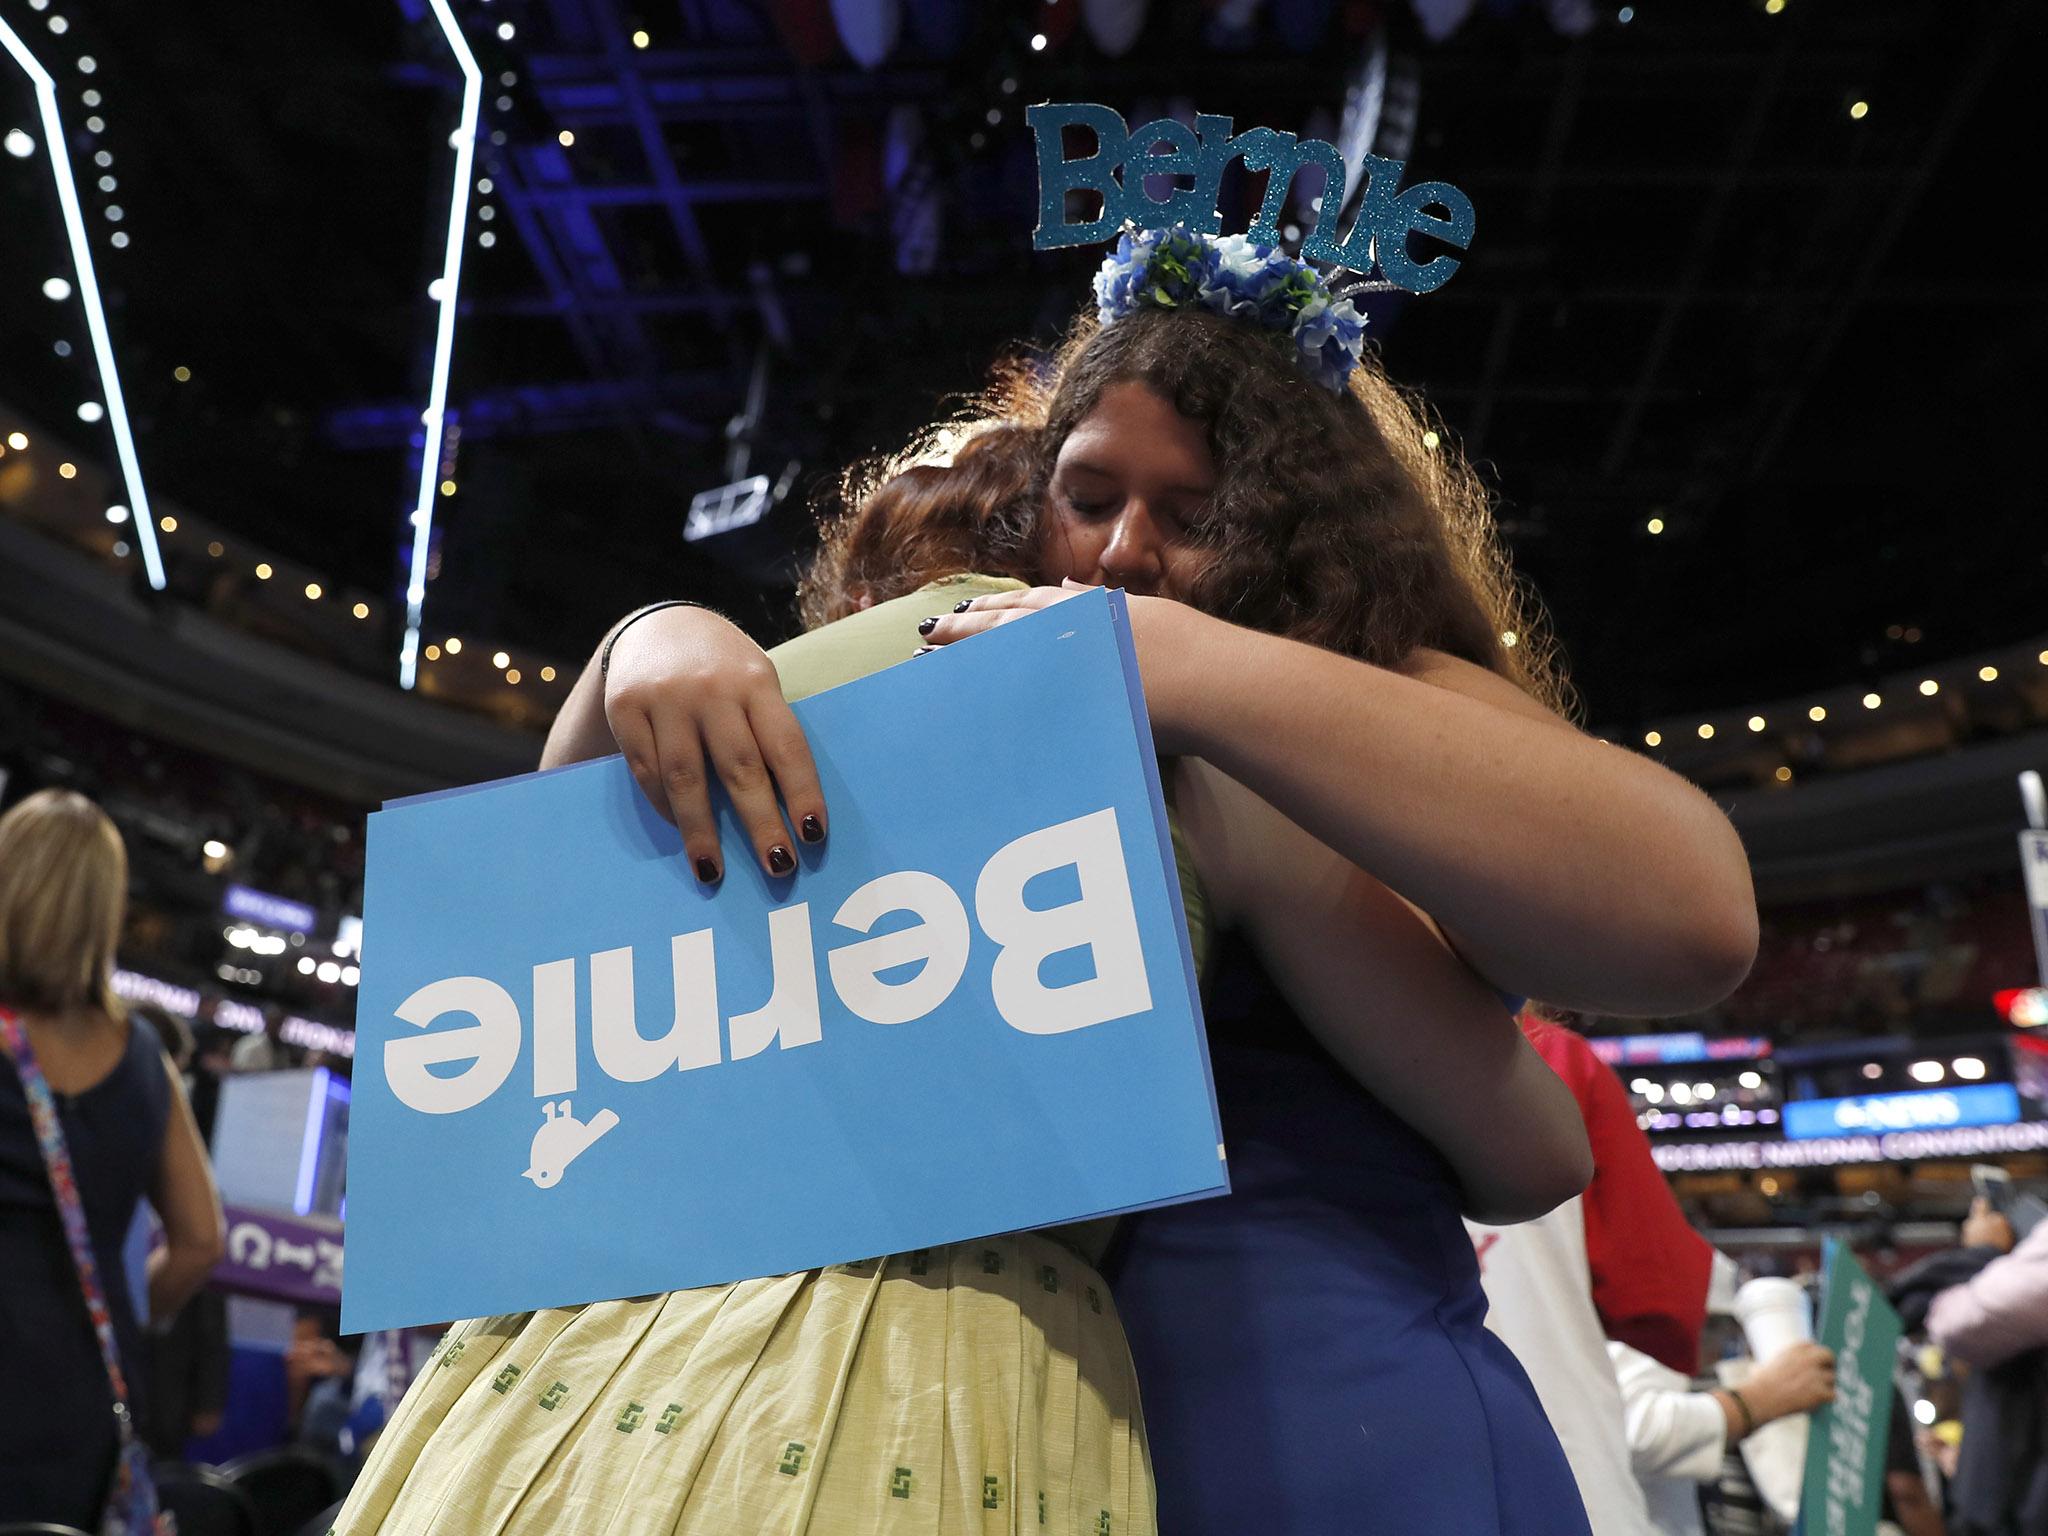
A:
333 578 1184 1536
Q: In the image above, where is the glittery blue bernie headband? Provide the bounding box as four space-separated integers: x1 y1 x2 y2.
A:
1093 224 1367 393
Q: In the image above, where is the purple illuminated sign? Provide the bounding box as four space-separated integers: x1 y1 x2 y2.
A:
223 883 318 934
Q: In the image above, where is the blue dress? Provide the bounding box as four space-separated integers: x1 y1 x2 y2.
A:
0 1013 170 1529
1105 931 1593 1534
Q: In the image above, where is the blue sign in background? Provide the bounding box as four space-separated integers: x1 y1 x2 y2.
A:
343 590 1225 1332
1784 1083 2021 1140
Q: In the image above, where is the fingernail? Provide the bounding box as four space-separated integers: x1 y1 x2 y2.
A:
916 616 939 636
695 858 721 885
952 598 974 613
911 645 936 657
800 814 825 844
767 845 794 875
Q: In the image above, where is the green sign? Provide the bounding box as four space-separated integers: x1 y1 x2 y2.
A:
1797 1239 1903 1536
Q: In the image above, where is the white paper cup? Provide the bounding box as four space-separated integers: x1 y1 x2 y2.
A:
1734 1276 1813 1360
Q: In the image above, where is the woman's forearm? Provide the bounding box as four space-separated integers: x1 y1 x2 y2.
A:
147 1242 216 1320
540 643 618 770
1166 614 1758 1016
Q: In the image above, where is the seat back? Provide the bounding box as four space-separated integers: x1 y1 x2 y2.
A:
216 1448 348 1536
153 1462 260 1536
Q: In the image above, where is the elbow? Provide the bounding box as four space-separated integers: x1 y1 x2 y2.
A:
1465 1129 1594 1226
1677 894 1759 1012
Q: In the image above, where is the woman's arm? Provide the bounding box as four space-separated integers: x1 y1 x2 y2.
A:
929 588 1756 1016
1166 616 1757 1016
1176 758 1592 1223
147 1052 225 1319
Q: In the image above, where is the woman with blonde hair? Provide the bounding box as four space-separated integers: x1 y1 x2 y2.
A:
0 789 225 1530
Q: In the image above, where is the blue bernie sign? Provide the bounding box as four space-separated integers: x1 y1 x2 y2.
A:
342 589 1225 1332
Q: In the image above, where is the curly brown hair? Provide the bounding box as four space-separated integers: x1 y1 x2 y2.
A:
801 304 1572 716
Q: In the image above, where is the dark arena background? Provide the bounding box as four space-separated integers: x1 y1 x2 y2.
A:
2 1 2045 1533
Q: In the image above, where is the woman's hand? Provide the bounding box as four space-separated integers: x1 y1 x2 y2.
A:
1737 1341 1837 1427
918 580 1209 753
600 606 827 883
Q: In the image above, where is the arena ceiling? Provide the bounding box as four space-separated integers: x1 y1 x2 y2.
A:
1 0 2040 729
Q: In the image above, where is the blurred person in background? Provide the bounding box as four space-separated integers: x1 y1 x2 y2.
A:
1922 1198 2048 1536
230 1002 296 1072
1470 1014 1725 1536
0 789 225 1528
1607 1337 1850 1536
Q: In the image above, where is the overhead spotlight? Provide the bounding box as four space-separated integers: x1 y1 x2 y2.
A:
439 478 457 496
631 28 650 47
352 601 369 618
1861 1062 1882 1080
492 650 510 668
4 128 33 157
304 582 322 600
76 400 103 422
1862 692 1881 709
298 956 317 976
478 231 496 247
173 365 190 382
1738 1071 1762 1089
1907 1060 1944 1083
506 668 522 684
254 561 273 579
1952 1057 1986 1081
317 960 342 984
1764 0 1785 11
96 173 113 191
1773 765 1792 783
206 540 223 556
1808 705 1827 721
1697 723 1714 740
341 965 360 987
42 275 71 300
76 53 94 72
1747 715 1766 731
5 431 27 450
45 14 66 33
539 665 556 682
444 637 462 654
1643 730 1662 747
158 515 176 532
1918 679 1938 696
424 644 441 661
202 838 228 860
57 461 76 478
497 20 515 39
557 128 574 146
93 148 110 166
1849 100 1869 120
1978 665 1999 681
1645 516 1664 535
104 504 128 523
108 232 127 248
104 203 123 222
1030 32 1048 49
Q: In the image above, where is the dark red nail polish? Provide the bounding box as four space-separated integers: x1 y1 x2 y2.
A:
800 814 825 844
695 857 720 884
768 845 794 875
917 615 939 635
951 598 974 613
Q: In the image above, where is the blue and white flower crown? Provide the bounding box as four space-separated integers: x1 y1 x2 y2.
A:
1092 223 1368 394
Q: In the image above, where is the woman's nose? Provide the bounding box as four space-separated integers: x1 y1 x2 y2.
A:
1097 505 1167 583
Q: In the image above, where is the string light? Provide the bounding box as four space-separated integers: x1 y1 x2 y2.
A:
1849 100 1869 120
492 650 510 668
254 562 272 579
1696 723 1714 740
631 28 650 47
1978 665 1998 681
444 637 462 654
304 582 322 600
1645 516 1664 535
352 601 370 618
4 431 24 450
557 129 575 147
540 666 556 682
1644 730 1662 747
1808 705 1827 722
1862 692 1881 709
1747 715 1765 731
1917 679 1938 696
158 515 176 532
440 478 456 496
506 668 522 684
1030 32 1048 50
424 644 441 661
400 0 482 691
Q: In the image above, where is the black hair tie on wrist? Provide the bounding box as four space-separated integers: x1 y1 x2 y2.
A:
600 600 702 682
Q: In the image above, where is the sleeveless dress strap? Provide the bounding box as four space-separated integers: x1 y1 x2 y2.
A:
0 1007 169 1535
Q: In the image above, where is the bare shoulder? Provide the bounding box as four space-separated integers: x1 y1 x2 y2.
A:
1399 647 1576 733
